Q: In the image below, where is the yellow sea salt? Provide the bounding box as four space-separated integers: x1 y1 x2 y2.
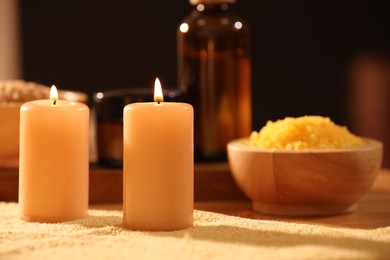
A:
248 115 364 150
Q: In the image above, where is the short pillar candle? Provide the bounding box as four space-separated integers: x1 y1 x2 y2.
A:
19 85 89 223
123 78 194 231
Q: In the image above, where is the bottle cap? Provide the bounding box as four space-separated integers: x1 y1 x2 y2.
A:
189 0 236 5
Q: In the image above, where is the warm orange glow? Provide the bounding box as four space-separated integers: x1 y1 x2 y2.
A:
154 78 163 103
50 85 58 105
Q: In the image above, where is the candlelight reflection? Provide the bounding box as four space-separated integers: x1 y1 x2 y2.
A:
179 23 189 33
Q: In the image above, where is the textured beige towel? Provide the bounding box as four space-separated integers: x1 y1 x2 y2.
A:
1 202 389 260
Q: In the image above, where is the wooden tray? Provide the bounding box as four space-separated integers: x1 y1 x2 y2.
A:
0 162 249 203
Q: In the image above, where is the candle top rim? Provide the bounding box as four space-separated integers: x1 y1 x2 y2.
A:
124 102 193 110
21 99 88 111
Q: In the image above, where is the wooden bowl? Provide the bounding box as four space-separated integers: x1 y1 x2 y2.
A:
227 138 383 216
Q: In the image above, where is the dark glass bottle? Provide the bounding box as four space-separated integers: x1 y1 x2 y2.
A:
177 0 251 161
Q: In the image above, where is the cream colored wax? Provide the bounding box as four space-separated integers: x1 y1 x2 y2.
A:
123 81 193 231
19 88 89 223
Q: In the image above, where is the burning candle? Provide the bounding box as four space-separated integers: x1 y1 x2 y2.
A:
123 78 194 231
19 85 89 223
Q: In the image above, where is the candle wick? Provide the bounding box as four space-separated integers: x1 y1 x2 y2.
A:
53 100 57 105
158 101 160 105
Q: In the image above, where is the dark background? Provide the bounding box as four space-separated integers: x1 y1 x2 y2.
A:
19 0 389 131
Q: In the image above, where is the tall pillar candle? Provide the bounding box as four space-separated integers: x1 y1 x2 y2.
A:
19 85 89 223
123 78 193 231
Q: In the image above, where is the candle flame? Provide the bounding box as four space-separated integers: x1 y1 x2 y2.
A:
154 77 163 103
50 85 58 105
